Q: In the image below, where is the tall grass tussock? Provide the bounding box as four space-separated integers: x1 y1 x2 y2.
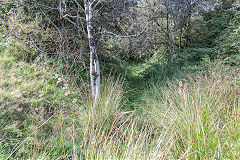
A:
143 66 240 159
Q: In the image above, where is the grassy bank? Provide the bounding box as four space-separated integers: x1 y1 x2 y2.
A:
0 44 240 159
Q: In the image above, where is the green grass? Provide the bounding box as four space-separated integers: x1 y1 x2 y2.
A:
0 46 172 159
0 43 240 159
0 45 84 159
141 66 240 159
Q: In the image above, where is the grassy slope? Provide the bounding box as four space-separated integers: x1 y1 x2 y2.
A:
1 42 240 159
0 46 171 159
0 45 82 159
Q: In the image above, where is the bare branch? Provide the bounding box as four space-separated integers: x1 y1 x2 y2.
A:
98 22 150 38
63 16 87 36
62 14 85 20
92 0 104 10
38 7 63 38
73 0 85 12
94 5 104 15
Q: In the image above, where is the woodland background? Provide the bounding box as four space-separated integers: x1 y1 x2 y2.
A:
0 0 239 159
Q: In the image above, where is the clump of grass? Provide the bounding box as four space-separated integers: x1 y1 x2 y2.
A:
74 77 175 160
143 66 240 159
34 76 174 160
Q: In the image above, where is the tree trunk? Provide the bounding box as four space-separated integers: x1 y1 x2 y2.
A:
179 28 182 51
171 20 178 63
85 1 101 103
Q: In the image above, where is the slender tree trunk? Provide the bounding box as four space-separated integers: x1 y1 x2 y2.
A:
171 20 178 63
179 28 182 51
166 12 169 37
85 1 101 103
166 6 170 50
185 22 191 47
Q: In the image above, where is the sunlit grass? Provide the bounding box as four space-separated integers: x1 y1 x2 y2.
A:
0 44 239 159
142 66 240 159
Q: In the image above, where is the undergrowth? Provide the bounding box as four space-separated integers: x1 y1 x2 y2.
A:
0 44 239 159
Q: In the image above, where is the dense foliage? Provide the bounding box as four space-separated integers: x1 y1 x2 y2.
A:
0 0 239 159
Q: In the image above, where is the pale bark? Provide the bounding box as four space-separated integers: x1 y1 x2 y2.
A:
85 1 101 103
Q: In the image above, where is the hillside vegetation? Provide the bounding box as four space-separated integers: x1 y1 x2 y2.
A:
0 0 240 159
1 41 240 159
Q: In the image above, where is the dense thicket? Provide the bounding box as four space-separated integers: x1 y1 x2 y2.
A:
1 0 238 62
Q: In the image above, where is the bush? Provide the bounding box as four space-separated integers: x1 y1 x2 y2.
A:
214 10 240 65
